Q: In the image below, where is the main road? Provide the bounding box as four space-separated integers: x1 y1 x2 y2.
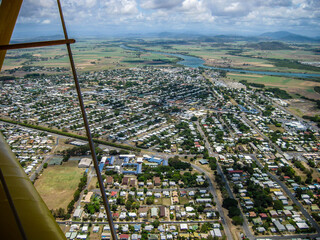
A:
195 121 254 240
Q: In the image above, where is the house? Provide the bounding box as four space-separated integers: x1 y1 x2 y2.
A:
283 210 292 217
110 191 117 198
73 207 83 219
119 212 126 220
154 193 161 198
249 212 256 218
163 191 170 197
274 220 286 232
296 222 309 230
169 226 176 231
180 224 188 231
286 224 296 232
196 175 205 184
128 212 137 218
196 198 212 203
106 176 113 185
158 225 165 232
92 226 100 233
122 225 129 233
160 206 166 217
252 217 262 225
153 177 161 186
122 177 129 185
188 191 195 196
81 225 89 232
131 234 141 240
180 191 187 197
98 212 106 220
145 225 154 231
101 232 111 240
119 234 130 240
137 191 144 197
139 207 148 218
158 179 167 186
169 181 176 186
199 159 209 165
256 227 266 233
269 210 278 218
186 207 194 212
77 234 88 240
129 179 136 187
134 224 141 232
213 228 222 237
151 207 158 218
259 213 268 220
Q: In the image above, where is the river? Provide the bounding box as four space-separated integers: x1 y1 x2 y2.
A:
121 45 320 79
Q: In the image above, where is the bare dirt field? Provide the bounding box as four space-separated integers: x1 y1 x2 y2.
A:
288 99 320 117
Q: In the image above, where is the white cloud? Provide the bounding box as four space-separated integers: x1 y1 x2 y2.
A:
140 0 184 10
41 19 51 24
104 0 138 15
14 0 320 36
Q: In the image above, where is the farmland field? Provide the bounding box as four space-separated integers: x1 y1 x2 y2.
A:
226 72 320 99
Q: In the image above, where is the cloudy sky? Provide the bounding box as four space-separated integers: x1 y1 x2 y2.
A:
11 0 320 38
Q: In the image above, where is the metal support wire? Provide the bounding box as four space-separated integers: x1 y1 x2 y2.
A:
56 1 118 239
0 39 75 50
0 169 27 240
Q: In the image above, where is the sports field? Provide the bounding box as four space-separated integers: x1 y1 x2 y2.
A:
34 161 84 210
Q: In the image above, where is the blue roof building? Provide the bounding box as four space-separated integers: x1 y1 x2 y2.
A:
109 156 115 165
99 163 105 172
134 224 141 232
122 163 142 175
148 157 163 165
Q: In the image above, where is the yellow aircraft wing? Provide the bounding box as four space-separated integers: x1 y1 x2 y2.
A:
0 0 23 70
0 134 66 239
0 1 66 239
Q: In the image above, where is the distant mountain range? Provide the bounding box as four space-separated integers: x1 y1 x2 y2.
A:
260 31 319 42
11 34 64 43
156 31 319 43
11 31 320 43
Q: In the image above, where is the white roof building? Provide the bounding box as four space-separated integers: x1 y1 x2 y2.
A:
78 158 92 168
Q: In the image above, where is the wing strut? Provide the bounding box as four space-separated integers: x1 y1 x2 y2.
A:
56 1 118 239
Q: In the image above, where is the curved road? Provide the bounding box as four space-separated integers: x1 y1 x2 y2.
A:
190 163 234 240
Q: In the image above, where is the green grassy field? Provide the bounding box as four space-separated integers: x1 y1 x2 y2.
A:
34 161 84 210
2 41 181 71
227 72 320 99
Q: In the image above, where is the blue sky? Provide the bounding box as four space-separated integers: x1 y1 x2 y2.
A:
11 0 320 38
